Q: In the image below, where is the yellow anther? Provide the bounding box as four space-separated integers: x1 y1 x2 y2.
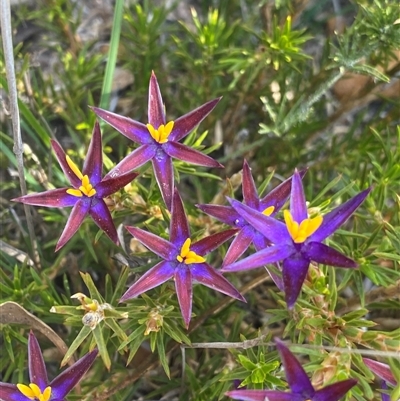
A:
284 210 323 243
262 205 275 216
147 121 174 143
17 383 51 401
177 238 206 265
66 174 96 198
66 155 84 180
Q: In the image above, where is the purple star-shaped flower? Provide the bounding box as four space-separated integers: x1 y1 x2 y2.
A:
363 358 397 401
91 71 223 210
120 189 245 328
0 331 97 401
12 122 138 251
226 338 357 401
198 160 305 288
222 170 371 308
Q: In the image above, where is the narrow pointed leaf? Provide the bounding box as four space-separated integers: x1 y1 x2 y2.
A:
82 121 103 185
305 242 357 268
91 325 110 370
119 261 175 302
90 107 150 144
169 97 221 142
164 141 223 168
60 326 91 367
125 226 175 259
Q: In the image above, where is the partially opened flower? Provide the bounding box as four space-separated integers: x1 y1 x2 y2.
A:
226 338 357 401
0 331 97 401
222 170 370 308
12 122 138 251
91 71 223 210
120 189 245 328
363 358 397 401
198 160 304 288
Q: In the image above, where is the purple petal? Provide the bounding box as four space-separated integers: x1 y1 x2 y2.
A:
305 242 357 268
290 170 307 223
96 171 138 197
275 339 314 397
310 188 371 242
191 228 237 255
125 226 176 259
28 331 49 389
227 197 290 244
51 140 81 188
191 262 245 302
120 260 175 302
152 150 174 210
163 141 223 168
222 226 254 266
196 204 241 227
50 349 98 398
242 160 259 208
259 169 307 213
169 97 221 142
88 199 118 244
381 381 390 401
282 256 310 308
170 190 190 245
104 144 156 180
313 379 357 401
363 359 397 386
0 383 26 401
226 389 303 401
148 72 166 127
12 189 78 208
253 237 284 291
221 244 294 273
175 266 193 328
55 199 91 251
90 107 151 145
82 121 102 185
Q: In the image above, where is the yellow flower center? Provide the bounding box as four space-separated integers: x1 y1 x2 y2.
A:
177 238 206 265
65 155 96 197
284 210 323 243
17 383 51 401
262 205 275 216
147 121 174 144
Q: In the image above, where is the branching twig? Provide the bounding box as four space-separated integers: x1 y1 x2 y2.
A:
1 0 40 268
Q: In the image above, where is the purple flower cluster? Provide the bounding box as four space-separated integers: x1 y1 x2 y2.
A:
11 71 375 400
